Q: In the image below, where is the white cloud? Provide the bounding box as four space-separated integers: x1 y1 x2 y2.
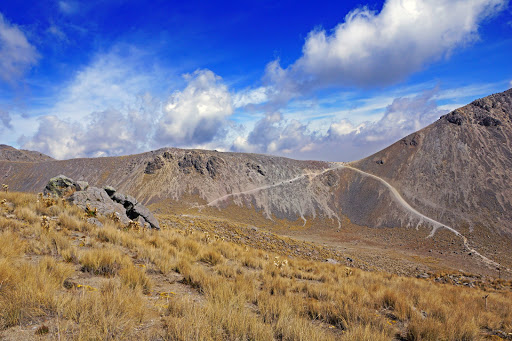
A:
329 119 361 136
265 0 506 98
0 13 38 84
47 48 165 122
232 112 315 155
232 88 447 161
23 106 155 159
155 69 233 146
350 88 446 145
233 86 268 108
22 59 234 158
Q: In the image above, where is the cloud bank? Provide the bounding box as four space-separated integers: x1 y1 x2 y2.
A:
15 0 508 161
232 89 446 161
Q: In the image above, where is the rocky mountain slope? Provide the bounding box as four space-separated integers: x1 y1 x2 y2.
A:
0 144 54 162
1 89 511 273
354 89 512 234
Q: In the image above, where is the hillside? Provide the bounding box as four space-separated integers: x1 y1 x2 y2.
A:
355 89 512 235
1 191 512 340
1 89 512 277
0 144 53 162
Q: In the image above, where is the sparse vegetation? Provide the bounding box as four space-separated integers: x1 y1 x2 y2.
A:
1 190 512 340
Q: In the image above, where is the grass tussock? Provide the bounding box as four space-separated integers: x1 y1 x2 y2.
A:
1 190 512 340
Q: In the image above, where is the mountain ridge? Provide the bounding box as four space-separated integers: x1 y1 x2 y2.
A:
2 88 512 275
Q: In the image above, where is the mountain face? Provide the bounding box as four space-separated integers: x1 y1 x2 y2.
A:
354 89 512 234
1 89 512 274
0 144 54 162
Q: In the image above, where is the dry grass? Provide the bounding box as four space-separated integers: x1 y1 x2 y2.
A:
1 190 512 340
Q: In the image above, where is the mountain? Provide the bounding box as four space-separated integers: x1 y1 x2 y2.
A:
0 144 54 162
355 89 512 234
1 88 511 276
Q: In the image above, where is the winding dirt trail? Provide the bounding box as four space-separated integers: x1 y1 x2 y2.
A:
199 163 504 270
204 165 343 207
341 165 502 270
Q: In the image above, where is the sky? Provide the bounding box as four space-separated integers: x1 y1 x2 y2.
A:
0 0 511 161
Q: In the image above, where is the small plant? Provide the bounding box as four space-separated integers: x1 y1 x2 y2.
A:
126 220 141 232
41 215 51 231
109 211 121 223
43 195 57 207
85 204 97 217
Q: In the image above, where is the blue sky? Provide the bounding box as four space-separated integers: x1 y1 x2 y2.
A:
0 0 511 161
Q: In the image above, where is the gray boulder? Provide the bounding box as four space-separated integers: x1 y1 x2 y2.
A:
67 187 131 225
44 175 80 197
132 203 160 229
104 186 116 197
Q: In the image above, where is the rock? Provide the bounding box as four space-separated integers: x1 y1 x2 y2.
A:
136 215 147 226
145 156 165 174
104 186 116 197
443 111 465 125
68 187 131 225
132 203 160 230
246 162 265 176
162 151 173 160
112 193 138 212
206 156 224 178
179 152 204 174
44 175 80 197
76 181 89 191
477 115 501 127
325 258 339 264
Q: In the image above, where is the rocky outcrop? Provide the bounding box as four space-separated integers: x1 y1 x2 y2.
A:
145 156 165 174
43 175 160 229
44 175 88 197
68 187 131 225
246 162 266 176
106 188 160 229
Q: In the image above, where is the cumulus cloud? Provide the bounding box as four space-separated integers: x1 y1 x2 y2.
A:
23 106 155 159
0 13 39 84
264 0 506 101
232 112 315 155
155 70 233 146
21 60 235 159
337 88 445 144
232 89 446 161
